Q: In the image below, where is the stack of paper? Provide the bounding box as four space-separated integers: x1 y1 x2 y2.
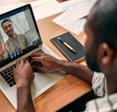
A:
53 12 86 35
53 0 97 36
62 0 97 19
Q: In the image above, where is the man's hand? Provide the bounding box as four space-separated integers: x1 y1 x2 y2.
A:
31 51 66 73
13 59 34 88
31 51 93 85
13 59 35 112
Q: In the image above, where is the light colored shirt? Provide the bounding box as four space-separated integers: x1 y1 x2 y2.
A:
92 72 106 97
4 34 32 59
85 93 117 112
85 72 117 112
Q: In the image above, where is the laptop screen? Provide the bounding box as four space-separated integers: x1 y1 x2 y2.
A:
0 4 42 68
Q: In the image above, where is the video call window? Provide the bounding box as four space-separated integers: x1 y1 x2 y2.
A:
0 8 41 66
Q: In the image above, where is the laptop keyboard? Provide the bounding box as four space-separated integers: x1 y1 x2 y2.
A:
0 66 16 87
0 57 31 87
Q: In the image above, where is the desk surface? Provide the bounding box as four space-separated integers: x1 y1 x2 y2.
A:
0 0 32 5
0 2 91 112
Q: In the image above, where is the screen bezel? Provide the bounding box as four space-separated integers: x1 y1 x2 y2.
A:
0 4 42 68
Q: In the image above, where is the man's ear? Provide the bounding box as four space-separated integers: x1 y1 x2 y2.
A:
97 43 114 70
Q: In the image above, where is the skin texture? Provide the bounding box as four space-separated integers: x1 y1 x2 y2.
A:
31 51 93 84
13 60 35 112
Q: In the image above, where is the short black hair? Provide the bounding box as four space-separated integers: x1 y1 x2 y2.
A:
86 0 117 52
1 19 12 28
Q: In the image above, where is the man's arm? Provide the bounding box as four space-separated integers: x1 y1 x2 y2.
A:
17 86 34 112
31 51 106 97
13 59 35 112
31 51 93 85
62 62 93 84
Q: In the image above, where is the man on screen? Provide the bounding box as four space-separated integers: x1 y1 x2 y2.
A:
1 19 30 59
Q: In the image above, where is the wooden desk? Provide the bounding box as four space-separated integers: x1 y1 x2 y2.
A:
0 13 91 112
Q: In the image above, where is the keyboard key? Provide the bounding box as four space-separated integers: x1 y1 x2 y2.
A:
0 65 16 87
9 82 14 87
0 57 29 87
4 76 11 81
7 78 14 84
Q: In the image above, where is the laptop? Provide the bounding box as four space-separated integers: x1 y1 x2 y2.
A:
0 4 64 108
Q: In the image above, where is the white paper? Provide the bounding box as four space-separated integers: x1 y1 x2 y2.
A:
62 0 96 19
53 0 97 35
32 2 63 20
53 11 86 35
30 0 58 8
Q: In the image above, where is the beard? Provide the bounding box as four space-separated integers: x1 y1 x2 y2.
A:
7 30 14 37
85 52 101 72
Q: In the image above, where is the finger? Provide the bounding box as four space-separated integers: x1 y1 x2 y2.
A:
37 50 44 53
18 59 25 68
20 59 24 65
31 58 44 66
24 58 29 63
16 59 20 67
12 67 16 78
31 53 43 58
25 60 31 67
31 51 45 57
12 68 17 82
13 67 15 74
31 61 43 67
32 56 43 61
35 50 44 53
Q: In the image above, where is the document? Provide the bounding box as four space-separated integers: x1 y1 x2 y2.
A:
53 12 86 35
53 0 97 36
62 0 97 19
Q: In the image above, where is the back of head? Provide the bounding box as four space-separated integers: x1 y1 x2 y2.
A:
87 0 117 52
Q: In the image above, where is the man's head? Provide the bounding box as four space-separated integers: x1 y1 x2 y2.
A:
85 0 117 75
1 19 14 38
